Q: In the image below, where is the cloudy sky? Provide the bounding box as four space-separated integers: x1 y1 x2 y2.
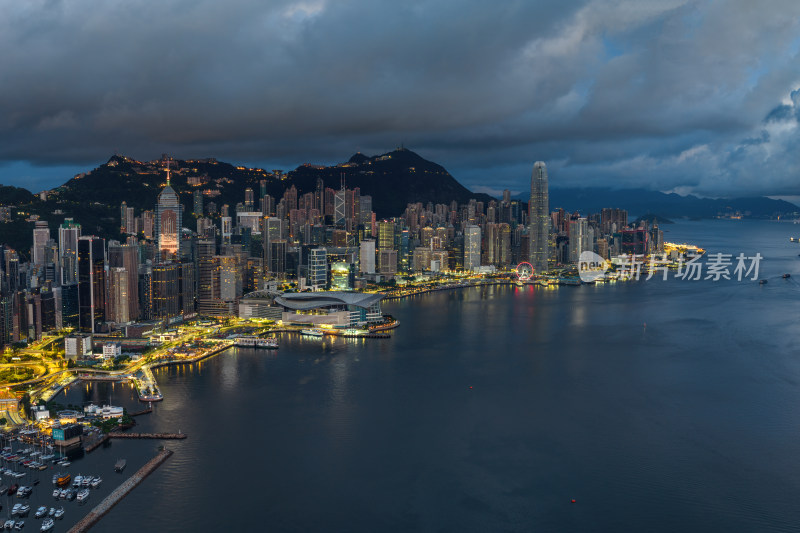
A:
2 0 800 198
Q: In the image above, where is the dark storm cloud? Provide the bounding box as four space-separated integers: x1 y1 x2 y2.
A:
2 0 800 196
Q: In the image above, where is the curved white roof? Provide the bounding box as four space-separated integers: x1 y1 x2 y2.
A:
265 291 383 311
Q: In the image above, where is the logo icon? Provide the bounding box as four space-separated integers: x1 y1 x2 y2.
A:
578 251 608 282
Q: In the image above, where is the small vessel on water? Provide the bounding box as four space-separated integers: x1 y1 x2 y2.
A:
76 489 89 502
783 273 791 278
53 508 63 520
759 279 768 285
40 518 54 531
114 459 126 473
300 328 325 337
34 507 46 518
90 477 101 488
234 335 278 349
55 473 70 487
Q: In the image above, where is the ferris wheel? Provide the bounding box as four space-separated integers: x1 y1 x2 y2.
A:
516 262 534 281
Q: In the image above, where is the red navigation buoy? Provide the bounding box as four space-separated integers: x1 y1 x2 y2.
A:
469 386 473 389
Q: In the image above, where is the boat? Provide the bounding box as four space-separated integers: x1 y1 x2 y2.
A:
46 509 54 518
300 328 325 337
2 521 12 531
52 509 63 520
15 505 28 516
90 477 101 488
55 474 70 487
783 273 791 278
72 475 82 487
50 490 59 499
13 521 23 531
34 507 46 519
58 490 67 500
65 490 75 501
234 335 278 349
759 279 768 284
114 459 126 473
76 489 89 502
8 484 18 495
11 504 20 515
40 518 54 532
790 237 798 242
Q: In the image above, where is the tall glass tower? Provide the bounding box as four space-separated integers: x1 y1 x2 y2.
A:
156 168 181 258
529 161 550 273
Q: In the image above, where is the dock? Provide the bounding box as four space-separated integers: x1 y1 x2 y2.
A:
85 431 186 453
107 432 187 440
67 448 173 533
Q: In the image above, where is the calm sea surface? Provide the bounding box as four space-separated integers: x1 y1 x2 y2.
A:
35 219 800 531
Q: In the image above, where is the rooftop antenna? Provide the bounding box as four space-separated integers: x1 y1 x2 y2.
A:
165 158 171 186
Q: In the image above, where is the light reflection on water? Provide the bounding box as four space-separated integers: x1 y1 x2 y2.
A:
53 220 800 532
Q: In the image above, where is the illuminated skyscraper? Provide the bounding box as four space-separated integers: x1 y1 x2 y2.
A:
59 218 81 285
77 236 105 333
108 242 140 321
464 225 481 270
155 168 182 258
32 221 50 265
529 161 550 273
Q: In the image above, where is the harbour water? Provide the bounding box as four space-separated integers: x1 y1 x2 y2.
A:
51 219 800 532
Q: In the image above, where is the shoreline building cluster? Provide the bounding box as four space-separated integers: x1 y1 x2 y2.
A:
0 156 662 349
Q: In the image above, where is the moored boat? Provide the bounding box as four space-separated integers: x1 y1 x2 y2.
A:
114 459 126 472
234 335 278 349
300 328 325 337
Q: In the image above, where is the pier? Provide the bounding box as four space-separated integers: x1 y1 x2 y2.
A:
67 448 173 533
107 432 187 440
85 431 186 453
128 406 153 417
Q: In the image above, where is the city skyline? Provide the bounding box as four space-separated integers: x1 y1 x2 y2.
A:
2 1 800 198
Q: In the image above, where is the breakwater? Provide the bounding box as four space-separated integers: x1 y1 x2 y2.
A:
67 448 173 533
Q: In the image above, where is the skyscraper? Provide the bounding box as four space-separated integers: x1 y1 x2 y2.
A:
155 169 182 258
108 242 140 321
464 225 481 270
108 267 130 324
32 221 50 265
77 236 105 333
58 219 81 285
529 161 550 273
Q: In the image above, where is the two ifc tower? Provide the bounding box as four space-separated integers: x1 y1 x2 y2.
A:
529 161 549 273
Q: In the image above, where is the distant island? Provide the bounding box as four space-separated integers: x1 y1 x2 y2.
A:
632 214 674 226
